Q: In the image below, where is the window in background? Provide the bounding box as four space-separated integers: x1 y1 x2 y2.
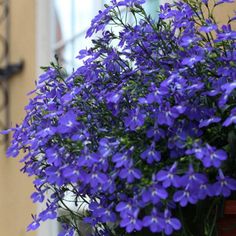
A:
52 0 105 72
52 0 159 72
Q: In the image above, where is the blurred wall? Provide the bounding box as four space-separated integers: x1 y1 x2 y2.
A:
213 1 236 28
0 0 36 236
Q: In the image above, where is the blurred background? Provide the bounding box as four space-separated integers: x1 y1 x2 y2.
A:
0 0 235 235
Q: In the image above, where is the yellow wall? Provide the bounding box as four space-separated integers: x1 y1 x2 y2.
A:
214 1 236 28
0 0 36 235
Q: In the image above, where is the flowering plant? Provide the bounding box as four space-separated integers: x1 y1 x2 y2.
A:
3 0 236 235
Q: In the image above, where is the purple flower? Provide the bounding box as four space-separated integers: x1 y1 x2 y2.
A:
58 227 74 236
120 209 143 233
31 191 45 203
37 68 57 85
36 126 57 138
116 201 133 216
62 165 84 183
88 171 108 188
0 127 15 135
89 202 117 223
221 81 236 94
98 138 119 158
181 55 203 67
5 0 236 234
61 87 80 104
6 144 19 157
180 36 198 47
216 25 236 41
160 73 187 96
77 152 99 168
156 162 181 188
27 216 40 231
202 145 227 168
143 208 165 233
199 117 221 128
198 183 212 200
200 23 217 33
86 7 112 37
186 142 205 159
178 164 207 188
39 206 57 221
211 169 236 197
156 103 184 126
223 108 236 126
106 91 123 104
142 183 168 204
124 108 146 130
45 166 64 186
117 0 145 6
119 161 142 183
57 110 79 134
163 209 181 235
112 150 131 168
45 147 62 166
173 185 198 207
188 143 227 168
140 144 161 164
146 124 165 141
83 215 99 227
100 208 117 223
146 84 168 104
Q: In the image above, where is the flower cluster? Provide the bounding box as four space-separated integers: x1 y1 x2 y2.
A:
3 0 236 235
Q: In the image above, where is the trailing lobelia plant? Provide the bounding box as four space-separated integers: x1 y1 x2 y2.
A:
3 0 236 235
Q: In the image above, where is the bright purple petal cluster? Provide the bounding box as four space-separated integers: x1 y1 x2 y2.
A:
3 0 236 235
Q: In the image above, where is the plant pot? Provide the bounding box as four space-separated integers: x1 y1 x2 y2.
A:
218 200 236 236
